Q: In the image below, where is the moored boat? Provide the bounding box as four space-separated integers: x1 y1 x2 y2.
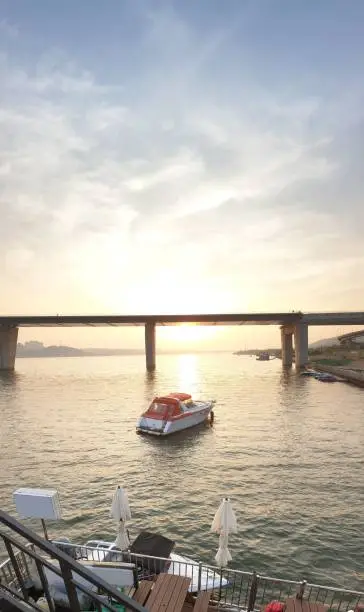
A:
1 486 229 609
136 393 215 436
315 372 337 382
66 538 228 592
256 351 270 361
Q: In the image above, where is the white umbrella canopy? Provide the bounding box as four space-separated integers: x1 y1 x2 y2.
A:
115 522 130 550
110 486 131 521
215 532 232 567
211 497 237 567
110 486 132 550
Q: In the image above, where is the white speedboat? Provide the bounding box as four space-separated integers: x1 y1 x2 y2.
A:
136 392 215 436
5 487 229 609
67 537 228 593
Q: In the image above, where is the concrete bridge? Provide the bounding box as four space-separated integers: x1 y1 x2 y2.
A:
1 312 364 372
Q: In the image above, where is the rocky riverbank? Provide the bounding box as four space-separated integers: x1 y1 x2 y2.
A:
312 362 364 388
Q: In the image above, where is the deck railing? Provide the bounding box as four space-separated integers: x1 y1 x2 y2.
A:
49 541 364 611
1 527 364 611
0 510 146 612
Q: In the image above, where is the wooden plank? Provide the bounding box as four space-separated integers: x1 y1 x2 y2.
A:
165 576 191 612
133 580 153 605
146 573 171 610
182 604 216 612
310 604 329 612
284 598 295 612
193 591 211 612
285 598 329 612
145 573 170 609
146 573 190 612
147 574 179 611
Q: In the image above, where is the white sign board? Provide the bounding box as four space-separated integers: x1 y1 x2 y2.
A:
13 488 62 520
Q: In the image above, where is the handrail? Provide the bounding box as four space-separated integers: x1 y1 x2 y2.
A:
0 510 147 612
2 518 363 612
53 540 364 601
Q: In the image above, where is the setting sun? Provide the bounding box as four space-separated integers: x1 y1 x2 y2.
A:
159 323 219 345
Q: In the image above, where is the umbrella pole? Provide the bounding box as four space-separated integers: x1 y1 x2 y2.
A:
41 519 48 541
218 569 223 601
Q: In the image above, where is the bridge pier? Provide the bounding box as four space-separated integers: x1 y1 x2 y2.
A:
145 322 156 371
0 327 18 371
280 323 308 368
281 326 293 367
294 323 308 368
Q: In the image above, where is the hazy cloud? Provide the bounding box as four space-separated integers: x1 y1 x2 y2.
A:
0 0 364 332
0 18 18 38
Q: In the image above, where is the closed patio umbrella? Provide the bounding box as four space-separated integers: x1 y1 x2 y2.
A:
215 532 232 567
110 486 132 550
211 497 237 567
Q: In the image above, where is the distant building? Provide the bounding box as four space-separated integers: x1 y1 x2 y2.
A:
338 330 364 347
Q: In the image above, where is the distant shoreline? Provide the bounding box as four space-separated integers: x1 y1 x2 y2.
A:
16 343 231 358
16 351 143 358
16 351 231 358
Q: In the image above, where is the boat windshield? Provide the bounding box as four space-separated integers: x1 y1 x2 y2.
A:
149 403 169 414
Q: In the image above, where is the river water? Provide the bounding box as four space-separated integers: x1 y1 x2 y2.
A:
0 354 363 591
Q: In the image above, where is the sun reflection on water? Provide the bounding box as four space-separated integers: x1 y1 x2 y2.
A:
176 354 199 395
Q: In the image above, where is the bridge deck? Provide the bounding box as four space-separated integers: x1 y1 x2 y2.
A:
1 312 364 327
0 314 302 327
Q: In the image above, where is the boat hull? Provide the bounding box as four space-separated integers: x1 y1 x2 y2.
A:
136 402 213 436
168 552 229 592
80 541 228 593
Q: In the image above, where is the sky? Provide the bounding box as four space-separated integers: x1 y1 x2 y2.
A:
1 0 364 350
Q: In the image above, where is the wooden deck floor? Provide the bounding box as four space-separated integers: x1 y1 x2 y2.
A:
181 603 217 612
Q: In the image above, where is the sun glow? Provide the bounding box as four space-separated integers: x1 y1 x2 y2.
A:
159 324 219 345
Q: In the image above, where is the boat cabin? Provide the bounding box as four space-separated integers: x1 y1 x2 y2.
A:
143 393 193 420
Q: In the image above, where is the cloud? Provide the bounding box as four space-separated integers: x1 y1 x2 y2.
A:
0 18 18 38
1 3 364 318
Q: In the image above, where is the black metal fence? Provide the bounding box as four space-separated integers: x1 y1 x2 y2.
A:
1 514 364 612
0 510 146 612
41 541 364 612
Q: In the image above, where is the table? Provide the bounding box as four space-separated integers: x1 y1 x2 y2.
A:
144 574 191 612
285 597 329 612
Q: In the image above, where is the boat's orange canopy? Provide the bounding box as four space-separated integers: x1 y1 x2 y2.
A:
151 393 191 405
143 393 191 419
167 393 192 401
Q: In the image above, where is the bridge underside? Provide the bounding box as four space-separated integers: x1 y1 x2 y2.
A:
0 313 301 327
1 312 364 371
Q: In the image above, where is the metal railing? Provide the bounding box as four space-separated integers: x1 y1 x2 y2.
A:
47 541 364 611
0 544 34 592
2 525 364 611
0 510 147 612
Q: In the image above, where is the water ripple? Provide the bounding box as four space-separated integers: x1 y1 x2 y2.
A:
0 354 363 591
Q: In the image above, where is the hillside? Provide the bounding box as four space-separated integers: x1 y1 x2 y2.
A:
16 341 143 358
309 337 339 349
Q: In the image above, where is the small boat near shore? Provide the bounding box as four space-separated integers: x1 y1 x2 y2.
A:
315 372 338 382
301 370 338 382
300 369 318 377
256 351 270 361
136 393 215 436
